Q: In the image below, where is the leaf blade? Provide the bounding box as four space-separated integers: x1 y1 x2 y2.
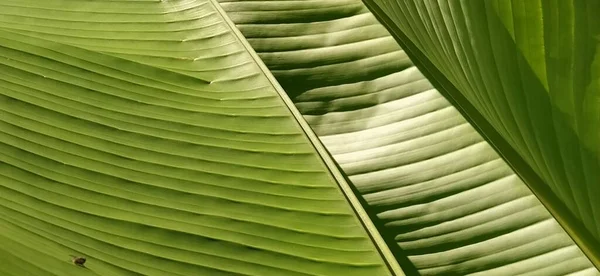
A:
363 0 600 268
0 1 395 275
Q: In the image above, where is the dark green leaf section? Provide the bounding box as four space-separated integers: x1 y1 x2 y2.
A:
218 0 599 275
0 1 393 275
362 1 600 264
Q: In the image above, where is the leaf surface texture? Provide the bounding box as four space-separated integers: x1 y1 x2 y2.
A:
218 0 599 275
0 1 393 275
362 0 600 259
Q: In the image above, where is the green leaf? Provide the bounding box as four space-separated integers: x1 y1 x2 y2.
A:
362 0 600 268
219 0 599 274
0 1 398 275
1 0 599 275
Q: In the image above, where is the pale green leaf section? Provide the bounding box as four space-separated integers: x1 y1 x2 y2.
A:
218 0 599 275
0 1 394 275
362 1 600 261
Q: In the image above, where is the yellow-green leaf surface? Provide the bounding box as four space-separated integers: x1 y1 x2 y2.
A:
218 0 599 275
362 0 600 265
0 1 397 275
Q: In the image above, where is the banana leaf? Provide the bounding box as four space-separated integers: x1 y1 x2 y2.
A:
0 0 598 275
218 0 598 274
0 1 400 275
361 0 600 268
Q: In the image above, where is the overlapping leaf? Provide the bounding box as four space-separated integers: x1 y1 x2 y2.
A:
0 1 395 275
362 0 600 264
218 0 599 274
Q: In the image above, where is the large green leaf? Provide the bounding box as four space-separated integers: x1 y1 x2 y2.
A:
0 1 400 275
219 0 599 274
362 0 600 267
1 0 598 275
